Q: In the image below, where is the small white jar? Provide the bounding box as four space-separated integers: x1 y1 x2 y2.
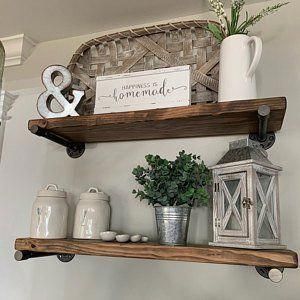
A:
30 184 68 239
73 187 110 239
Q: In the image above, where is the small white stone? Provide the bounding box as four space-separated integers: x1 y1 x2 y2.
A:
141 236 149 242
116 234 130 243
130 234 142 243
100 231 117 242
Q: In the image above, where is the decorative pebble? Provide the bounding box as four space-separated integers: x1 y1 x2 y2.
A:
141 236 149 242
100 231 117 242
116 234 130 243
130 234 142 243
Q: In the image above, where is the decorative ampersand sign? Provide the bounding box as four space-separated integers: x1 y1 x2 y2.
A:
37 65 84 118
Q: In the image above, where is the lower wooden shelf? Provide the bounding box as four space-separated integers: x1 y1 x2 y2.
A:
15 238 298 268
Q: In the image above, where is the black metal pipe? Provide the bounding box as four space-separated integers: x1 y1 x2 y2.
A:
257 105 271 142
29 125 73 149
14 250 57 261
29 125 85 158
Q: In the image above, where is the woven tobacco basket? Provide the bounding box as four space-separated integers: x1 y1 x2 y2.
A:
68 20 220 115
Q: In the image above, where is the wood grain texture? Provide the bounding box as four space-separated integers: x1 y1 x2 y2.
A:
28 98 287 144
15 238 298 268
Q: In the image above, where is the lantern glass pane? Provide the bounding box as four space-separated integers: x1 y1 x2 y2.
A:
259 213 275 239
257 190 263 215
257 173 272 194
225 179 240 197
223 179 242 231
256 172 277 240
268 190 276 218
224 179 240 217
225 213 241 230
224 193 229 217
236 193 242 216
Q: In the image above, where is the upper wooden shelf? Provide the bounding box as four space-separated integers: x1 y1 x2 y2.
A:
28 97 286 144
15 238 298 268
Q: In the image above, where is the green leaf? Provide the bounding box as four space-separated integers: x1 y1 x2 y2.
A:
206 23 223 42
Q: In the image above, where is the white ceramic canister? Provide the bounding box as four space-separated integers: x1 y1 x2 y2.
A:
218 34 262 102
30 184 68 239
73 187 110 239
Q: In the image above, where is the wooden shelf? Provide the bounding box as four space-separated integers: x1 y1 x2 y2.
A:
28 98 286 143
15 238 298 268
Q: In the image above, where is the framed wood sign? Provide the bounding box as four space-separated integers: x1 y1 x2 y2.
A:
94 65 191 114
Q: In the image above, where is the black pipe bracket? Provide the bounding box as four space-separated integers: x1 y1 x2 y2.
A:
14 250 56 261
249 105 276 150
30 125 85 158
15 250 75 263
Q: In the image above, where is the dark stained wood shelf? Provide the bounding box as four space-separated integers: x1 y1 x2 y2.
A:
15 238 298 268
28 97 286 143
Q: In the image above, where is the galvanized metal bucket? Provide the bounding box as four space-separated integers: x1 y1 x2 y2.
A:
155 206 191 246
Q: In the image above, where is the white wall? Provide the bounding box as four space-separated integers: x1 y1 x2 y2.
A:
1 1 300 299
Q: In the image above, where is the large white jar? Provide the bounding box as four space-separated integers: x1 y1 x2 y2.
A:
73 187 110 239
30 184 68 239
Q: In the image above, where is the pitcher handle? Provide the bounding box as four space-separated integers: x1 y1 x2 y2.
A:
246 36 262 78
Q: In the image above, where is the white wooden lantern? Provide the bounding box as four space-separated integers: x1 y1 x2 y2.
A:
210 139 286 249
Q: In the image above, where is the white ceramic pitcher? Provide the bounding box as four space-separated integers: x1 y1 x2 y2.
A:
218 34 262 102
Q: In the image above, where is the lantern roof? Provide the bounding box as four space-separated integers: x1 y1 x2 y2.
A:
211 139 281 170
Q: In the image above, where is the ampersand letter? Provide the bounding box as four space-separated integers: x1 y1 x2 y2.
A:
37 65 84 118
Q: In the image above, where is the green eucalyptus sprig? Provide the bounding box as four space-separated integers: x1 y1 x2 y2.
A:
132 151 212 207
206 0 289 42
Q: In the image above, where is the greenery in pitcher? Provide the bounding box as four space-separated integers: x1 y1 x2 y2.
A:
132 151 212 207
206 0 289 42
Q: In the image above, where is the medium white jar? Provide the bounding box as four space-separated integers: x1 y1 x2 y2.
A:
30 184 68 239
73 187 110 239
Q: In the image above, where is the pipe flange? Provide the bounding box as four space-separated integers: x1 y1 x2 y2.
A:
66 143 85 158
57 253 75 263
249 132 276 150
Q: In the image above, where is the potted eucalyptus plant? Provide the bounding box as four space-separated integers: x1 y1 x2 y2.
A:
132 151 212 246
206 0 289 102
